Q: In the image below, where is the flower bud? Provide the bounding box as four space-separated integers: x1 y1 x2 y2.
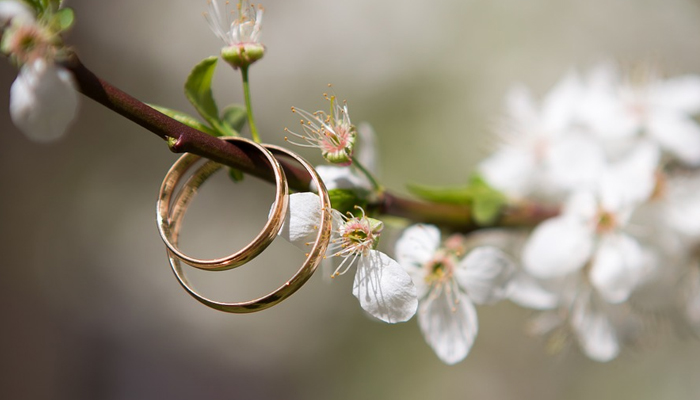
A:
221 43 265 69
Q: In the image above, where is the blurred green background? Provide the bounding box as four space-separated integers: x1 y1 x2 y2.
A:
2 0 700 398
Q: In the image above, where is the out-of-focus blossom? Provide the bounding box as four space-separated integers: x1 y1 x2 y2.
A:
523 143 659 303
10 58 78 142
2 4 79 142
578 63 700 165
0 0 34 26
480 73 606 199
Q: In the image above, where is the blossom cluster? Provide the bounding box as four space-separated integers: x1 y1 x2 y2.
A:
284 63 700 365
480 63 700 362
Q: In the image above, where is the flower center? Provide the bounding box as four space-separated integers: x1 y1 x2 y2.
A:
595 209 617 233
340 219 375 256
424 253 455 285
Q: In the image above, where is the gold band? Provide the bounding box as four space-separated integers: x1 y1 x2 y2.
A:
157 137 288 271
163 143 332 313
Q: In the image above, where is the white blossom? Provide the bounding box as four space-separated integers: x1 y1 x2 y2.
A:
0 0 35 26
522 142 659 303
10 58 78 142
286 96 356 165
480 73 606 199
395 224 514 364
204 0 263 48
278 192 417 323
579 63 700 165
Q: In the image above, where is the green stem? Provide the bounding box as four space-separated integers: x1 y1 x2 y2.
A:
351 156 382 192
240 65 260 143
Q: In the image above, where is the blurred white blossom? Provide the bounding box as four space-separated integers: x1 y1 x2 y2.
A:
522 142 659 303
10 58 78 142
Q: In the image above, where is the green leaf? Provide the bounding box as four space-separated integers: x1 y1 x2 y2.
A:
52 7 74 30
469 176 507 225
221 104 248 134
472 194 506 225
328 189 368 216
149 105 218 136
406 183 473 204
407 175 507 226
185 56 223 131
228 167 244 182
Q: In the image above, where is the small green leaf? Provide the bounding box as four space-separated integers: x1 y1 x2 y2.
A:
221 104 248 134
472 195 506 225
52 7 74 30
328 189 368 215
149 105 218 136
185 56 222 131
469 176 507 225
407 175 507 226
228 167 244 182
406 183 473 204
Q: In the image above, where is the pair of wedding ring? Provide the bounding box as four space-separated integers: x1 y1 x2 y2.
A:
156 137 332 313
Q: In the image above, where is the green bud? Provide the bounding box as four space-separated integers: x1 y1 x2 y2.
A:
221 43 265 69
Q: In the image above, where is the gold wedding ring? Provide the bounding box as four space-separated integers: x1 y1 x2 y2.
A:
159 139 332 313
157 137 288 271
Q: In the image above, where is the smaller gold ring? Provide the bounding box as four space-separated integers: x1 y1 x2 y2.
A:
157 137 289 271
166 144 332 313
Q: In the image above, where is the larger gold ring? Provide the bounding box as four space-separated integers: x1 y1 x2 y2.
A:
165 144 332 313
157 137 288 271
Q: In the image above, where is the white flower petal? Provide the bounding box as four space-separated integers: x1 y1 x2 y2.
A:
313 165 371 191
523 217 594 279
650 75 700 114
589 233 647 304
571 294 619 362
648 110 700 166
665 177 700 238
418 289 478 365
479 147 536 198
546 135 606 193
277 192 323 250
395 224 441 270
599 141 659 210
10 59 79 142
541 72 582 132
395 224 441 298
0 1 34 25
563 191 598 221
454 246 514 305
507 272 559 310
352 250 418 323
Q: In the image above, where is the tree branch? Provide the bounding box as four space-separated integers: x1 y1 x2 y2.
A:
59 54 559 230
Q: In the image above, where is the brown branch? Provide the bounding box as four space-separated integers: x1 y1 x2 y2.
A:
59 53 559 230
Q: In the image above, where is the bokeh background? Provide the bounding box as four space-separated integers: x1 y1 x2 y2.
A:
2 0 700 399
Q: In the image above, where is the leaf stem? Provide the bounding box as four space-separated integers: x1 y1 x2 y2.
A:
240 65 260 143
